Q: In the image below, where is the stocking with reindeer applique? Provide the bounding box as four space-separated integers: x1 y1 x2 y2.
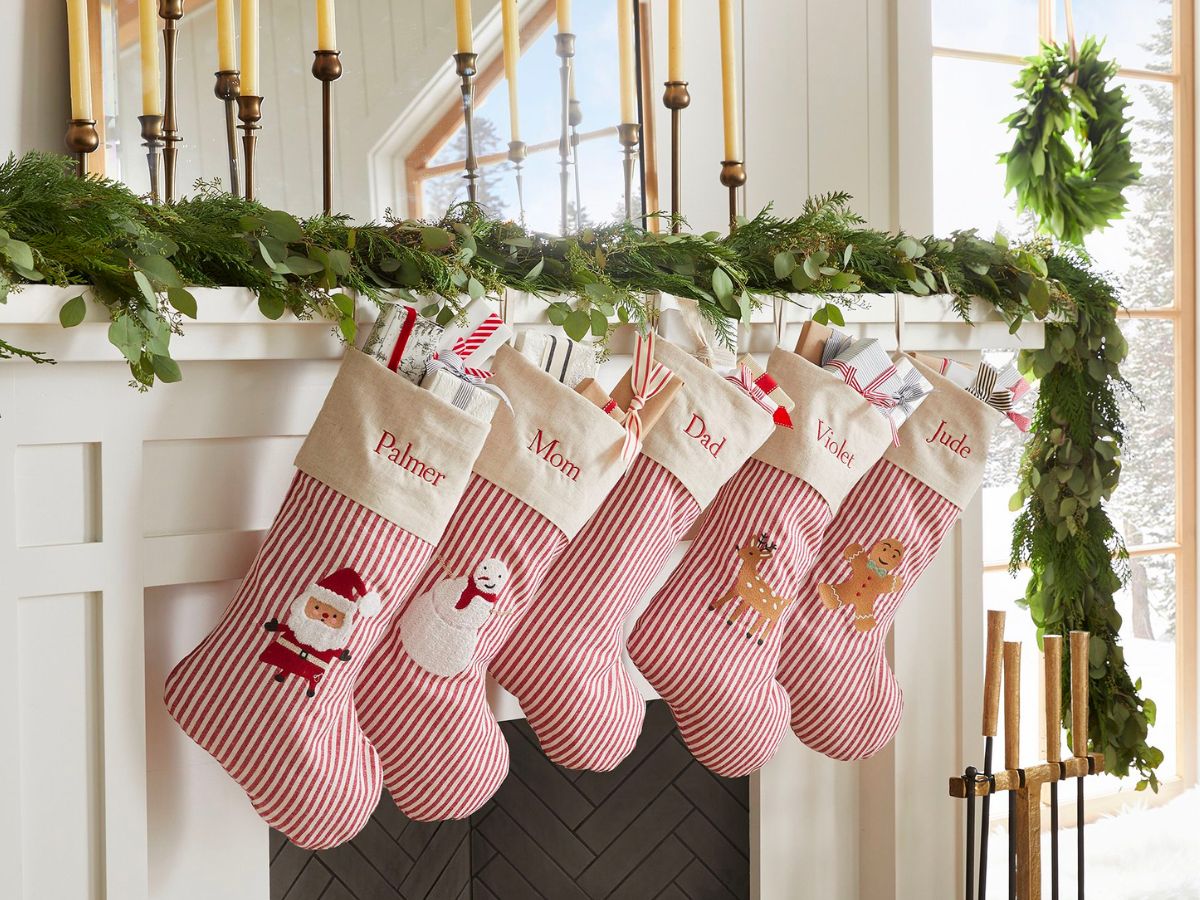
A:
163 348 492 849
487 338 788 772
626 346 899 777
779 355 1024 760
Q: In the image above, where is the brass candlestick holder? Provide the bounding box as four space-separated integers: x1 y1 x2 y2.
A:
507 140 527 223
568 95 583 229
453 52 480 204
720 159 746 232
138 114 165 203
554 32 575 234
618 123 641 223
213 70 241 196
65 119 100 177
312 50 343 216
159 0 185 202
663 80 690 233
237 95 263 201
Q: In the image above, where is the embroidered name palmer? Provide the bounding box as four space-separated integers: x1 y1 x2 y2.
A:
528 429 581 481
374 431 447 485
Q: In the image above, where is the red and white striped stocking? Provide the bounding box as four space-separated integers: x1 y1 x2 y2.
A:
627 348 894 777
488 340 780 771
163 350 490 849
779 356 1005 760
353 344 629 820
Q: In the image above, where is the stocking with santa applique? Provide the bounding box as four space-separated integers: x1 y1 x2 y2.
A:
353 341 648 821
487 338 789 772
163 348 492 849
626 346 901 778
779 355 1022 760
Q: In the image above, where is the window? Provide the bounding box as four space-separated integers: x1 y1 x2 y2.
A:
932 0 1195 804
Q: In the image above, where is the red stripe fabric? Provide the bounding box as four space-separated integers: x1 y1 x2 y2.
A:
626 458 831 777
162 472 432 849
488 454 701 771
777 460 960 760
353 475 567 821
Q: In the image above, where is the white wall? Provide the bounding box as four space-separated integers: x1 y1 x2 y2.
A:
0 1 69 158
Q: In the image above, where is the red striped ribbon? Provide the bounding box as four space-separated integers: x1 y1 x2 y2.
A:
621 332 675 462
724 365 794 429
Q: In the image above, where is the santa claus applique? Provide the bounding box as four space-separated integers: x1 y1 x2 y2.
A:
401 558 509 677
260 567 383 697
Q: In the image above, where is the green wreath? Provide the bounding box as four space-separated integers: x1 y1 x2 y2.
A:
1000 37 1141 246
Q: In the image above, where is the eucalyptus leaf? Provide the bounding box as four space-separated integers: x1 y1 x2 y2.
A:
59 294 87 327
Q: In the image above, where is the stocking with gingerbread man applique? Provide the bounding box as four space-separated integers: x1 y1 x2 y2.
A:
163 349 492 849
778 354 1026 761
626 345 900 778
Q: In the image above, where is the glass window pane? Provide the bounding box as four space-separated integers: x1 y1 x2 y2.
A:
932 58 1025 237
1056 0 1174 74
1110 318 1177 545
981 351 1034 567
1080 80 1176 309
933 0 1040 56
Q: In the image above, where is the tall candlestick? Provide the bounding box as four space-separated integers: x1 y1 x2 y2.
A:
453 53 480 202
556 0 571 34
718 0 741 161
139 0 162 115
241 0 260 96
66 0 93 121
216 0 236 70
313 50 342 215
501 0 520 141
213 70 240 196
159 0 185 202
555 31 575 235
454 0 473 54
317 0 337 51
616 0 637 126
667 0 683 83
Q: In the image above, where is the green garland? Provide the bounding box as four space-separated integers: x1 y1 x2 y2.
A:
0 152 1159 783
1000 37 1141 245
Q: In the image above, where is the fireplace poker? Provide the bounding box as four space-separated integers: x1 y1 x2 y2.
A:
964 764 978 900
1071 631 1090 900
1003 641 1021 900
978 609 1006 900
1044 634 1064 900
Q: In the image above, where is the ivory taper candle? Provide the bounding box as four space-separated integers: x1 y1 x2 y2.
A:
667 0 683 82
501 0 520 141
66 0 93 120
556 0 571 34
216 0 236 71
616 0 636 124
241 0 260 94
138 0 162 115
718 0 741 160
454 0 473 53
317 0 337 51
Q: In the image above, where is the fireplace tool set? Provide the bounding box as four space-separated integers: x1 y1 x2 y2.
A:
951 611 1104 900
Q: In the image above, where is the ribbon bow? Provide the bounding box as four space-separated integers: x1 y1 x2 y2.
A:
819 329 854 367
430 310 504 379
724 364 794 429
424 350 512 410
967 362 1032 432
621 332 675 462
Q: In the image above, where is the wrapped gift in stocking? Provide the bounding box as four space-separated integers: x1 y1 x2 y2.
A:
353 343 645 821
627 345 900 777
163 349 493 849
779 355 1024 760
488 338 787 772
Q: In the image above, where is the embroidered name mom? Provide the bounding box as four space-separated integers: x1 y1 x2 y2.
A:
528 429 581 481
374 431 447 485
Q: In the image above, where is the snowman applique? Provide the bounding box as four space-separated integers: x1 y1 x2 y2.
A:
400 558 510 676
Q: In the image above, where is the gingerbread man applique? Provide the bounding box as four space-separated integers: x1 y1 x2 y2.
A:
817 539 905 632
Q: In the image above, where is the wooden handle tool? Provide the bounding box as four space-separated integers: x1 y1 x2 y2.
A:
1070 631 1090 758
1044 635 1063 764
983 610 1006 738
1003 641 1022 772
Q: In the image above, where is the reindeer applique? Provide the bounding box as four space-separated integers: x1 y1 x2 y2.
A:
710 532 794 646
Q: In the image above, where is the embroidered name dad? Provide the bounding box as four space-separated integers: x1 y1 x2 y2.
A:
925 419 972 458
528 429 581 481
817 420 856 468
374 431 447 485
684 413 727 458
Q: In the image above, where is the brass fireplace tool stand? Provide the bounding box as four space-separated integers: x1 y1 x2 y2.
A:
951 628 1103 900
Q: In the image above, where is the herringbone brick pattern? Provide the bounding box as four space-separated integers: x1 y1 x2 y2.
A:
271 701 749 899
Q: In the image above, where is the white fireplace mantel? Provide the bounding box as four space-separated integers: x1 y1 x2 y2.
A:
0 285 1042 900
